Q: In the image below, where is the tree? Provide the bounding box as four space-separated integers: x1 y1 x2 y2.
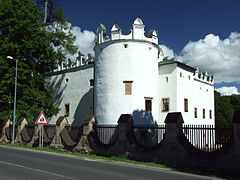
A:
214 91 240 125
37 0 78 64
0 0 59 122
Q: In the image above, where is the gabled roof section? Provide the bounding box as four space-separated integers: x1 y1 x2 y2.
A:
97 23 106 34
111 23 121 32
134 17 144 25
148 29 158 37
159 59 196 72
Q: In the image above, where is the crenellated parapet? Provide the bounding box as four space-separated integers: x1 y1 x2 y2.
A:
96 17 158 45
52 51 94 72
193 67 214 85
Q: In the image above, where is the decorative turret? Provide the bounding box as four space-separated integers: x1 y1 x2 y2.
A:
132 17 145 39
95 18 158 45
111 23 122 40
97 23 107 43
193 68 214 85
76 51 84 66
94 18 161 125
53 52 94 72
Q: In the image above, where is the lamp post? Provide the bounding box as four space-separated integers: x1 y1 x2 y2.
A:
7 56 17 144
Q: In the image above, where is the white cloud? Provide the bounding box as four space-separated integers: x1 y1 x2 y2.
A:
159 44 175 59
215 86 240 96
47 23 96 62
69 25 96 59
177 32 240 83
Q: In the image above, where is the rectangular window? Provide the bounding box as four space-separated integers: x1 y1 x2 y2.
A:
145 98 152 112
65 104 69 117
123 81 133 95
194 107 197 118
203 109 205 119
209 110 212 119
162 98 169 112
89 79 94 86
184 98 188 112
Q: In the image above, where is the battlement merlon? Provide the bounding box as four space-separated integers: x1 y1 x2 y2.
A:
193 68 214 85
96 18 158 45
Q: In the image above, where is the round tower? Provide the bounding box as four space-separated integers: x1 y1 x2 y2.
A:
94 18 162 125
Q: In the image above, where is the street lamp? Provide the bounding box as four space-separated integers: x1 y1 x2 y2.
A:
7 56 17 144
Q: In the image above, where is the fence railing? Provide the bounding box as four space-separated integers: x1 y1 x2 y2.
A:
95 125 118 145
182 124 233 152
133 125 165 148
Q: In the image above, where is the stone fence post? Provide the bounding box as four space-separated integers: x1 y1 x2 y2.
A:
157 112 187 165
0 119 12 143
49 116 68 149
15 117 28 144
164 112 184 143
75 115 96 153
115 114 133 156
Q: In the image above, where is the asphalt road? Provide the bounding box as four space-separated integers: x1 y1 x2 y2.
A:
0 145 222 180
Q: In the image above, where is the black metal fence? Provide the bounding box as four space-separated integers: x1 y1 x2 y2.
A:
183 124 233 152
133 125 165 147
95 125 118 145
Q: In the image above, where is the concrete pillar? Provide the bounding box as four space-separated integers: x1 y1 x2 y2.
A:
164 112 184 143
15 117 28 144
0 119 12 143
75 115 96 153
49 116 68 149
114 114 134 157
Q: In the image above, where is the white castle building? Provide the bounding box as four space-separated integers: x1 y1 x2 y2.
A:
46 18 215 126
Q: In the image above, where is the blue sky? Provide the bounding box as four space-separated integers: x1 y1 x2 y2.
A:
56 0 240 95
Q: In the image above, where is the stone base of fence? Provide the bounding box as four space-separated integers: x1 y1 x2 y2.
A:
1 111 240 178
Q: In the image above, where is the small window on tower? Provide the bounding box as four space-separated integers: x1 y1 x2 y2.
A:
145 97 152 112
166 77 168 83
184 98 188 112
65 104 69 117
89 79 94 86
123 81 133 95
194 107 197 118
203 109 205 119
209 110 212 119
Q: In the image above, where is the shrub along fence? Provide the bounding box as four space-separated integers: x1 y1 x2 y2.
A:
0 111 240 177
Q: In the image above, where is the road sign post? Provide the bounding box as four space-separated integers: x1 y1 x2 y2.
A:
35 112 48 148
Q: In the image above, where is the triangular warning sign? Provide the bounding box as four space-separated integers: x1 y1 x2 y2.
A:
35 111 48 124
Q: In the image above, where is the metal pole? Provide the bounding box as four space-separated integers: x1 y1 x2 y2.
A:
42 125 43 148
12 58 17 144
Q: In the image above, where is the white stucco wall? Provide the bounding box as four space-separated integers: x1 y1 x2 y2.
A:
46 18 215 127
176 67 214 125
158 63 178 124
94 40 160 125
158 62 215 125
46 64 94 124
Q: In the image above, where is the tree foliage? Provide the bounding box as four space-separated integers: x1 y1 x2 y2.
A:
0 0 60 122
37 0 78 64
215 91 240 125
